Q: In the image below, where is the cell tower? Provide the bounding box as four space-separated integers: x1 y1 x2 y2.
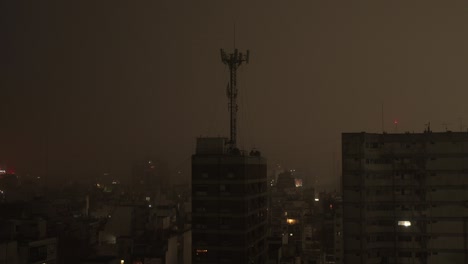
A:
220 48 249 149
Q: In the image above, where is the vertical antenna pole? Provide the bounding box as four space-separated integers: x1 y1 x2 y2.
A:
233 23 236 49
381 103 384 132
220 47 249 150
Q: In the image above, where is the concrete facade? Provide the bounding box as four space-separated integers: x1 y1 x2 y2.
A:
192 138 268 264
342 132 468 264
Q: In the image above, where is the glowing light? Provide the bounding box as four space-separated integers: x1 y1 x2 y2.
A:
0 169 5 174
148 204 152 208
145 197 150 201
394 120 398 124
294 179 303 187
196 249 208 255
286 218 297 225
314 198 319 202
398 220 411 227
289 233 293 236
120 260 125 264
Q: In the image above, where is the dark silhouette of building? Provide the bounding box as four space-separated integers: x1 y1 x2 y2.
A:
275 170 296 193
131 159 169 198
342 132 468 263
192 137 268 263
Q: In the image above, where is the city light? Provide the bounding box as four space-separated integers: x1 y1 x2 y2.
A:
0 169 5 174
294 179 303 187
286 218 298 225
120 260 124 264
196 249 208 255
398 220 411 227
314 198 319 202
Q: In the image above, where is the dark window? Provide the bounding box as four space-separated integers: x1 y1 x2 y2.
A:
29 246 48 262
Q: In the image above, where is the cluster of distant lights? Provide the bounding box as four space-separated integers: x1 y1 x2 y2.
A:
0 169 15 175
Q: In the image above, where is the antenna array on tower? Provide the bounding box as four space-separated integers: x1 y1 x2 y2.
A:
220 48 250 149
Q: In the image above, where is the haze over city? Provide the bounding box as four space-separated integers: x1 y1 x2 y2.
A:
2 1 468 189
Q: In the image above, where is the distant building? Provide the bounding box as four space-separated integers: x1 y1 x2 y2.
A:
342 132 468 263
276 171 295 193
191 137 268 264
131 159 168 197
0 169 19 202
0 216 57 264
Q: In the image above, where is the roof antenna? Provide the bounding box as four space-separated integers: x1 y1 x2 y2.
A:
220 25 249 150
381 103 384 133
233 22 236 49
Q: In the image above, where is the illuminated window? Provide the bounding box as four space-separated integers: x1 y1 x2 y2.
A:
286 218 297 225
398 221 411 227
196 249 208 255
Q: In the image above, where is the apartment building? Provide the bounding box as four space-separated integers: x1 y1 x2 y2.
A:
342 132 468 263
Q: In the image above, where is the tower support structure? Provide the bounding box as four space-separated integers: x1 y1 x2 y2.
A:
220 48 249 149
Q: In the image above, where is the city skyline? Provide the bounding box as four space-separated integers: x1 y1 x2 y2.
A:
2 1 468 188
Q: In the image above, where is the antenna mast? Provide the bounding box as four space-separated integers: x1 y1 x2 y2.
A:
220 48 249 149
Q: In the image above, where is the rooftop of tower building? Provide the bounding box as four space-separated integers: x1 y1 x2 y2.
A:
195 137 262 157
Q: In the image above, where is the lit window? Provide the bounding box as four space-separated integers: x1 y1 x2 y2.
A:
398 221 411 227
196 249 208 255
286 218 297 225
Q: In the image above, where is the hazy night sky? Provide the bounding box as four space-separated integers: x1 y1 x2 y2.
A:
2 1 468 188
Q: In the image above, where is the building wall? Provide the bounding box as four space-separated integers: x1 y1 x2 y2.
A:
192 154 268 264
342 132 468 264
0 241 19 264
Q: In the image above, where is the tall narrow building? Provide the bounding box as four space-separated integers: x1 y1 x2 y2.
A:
342 132 468 263
192 138 268 263
192 48 267 263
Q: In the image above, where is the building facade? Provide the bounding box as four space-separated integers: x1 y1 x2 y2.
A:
342 132 468 263
192 138 268 264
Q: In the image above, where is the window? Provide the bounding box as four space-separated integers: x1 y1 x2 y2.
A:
29 246 47 262
399 252 412 257
398 236 411 242
398 220 411 227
